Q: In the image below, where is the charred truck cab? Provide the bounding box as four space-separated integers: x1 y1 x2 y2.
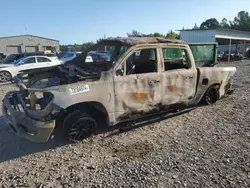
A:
2 37 236 143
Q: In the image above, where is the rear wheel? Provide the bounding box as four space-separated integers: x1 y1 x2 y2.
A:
203 85 219 105
0 71 12 82
63 110 97 142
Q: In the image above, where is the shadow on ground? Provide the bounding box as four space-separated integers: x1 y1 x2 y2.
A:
0 116 69 163
0 107 196 163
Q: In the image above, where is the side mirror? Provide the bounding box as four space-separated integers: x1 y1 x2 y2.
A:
116 69 124 76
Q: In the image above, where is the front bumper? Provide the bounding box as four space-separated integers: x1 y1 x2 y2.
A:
2 91 56 143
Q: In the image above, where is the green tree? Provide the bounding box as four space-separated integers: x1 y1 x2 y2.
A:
220 18 230 28
193 23 199 29
176 33 180 39
166 30 178 39
96 37 104 43
81 42 95 51
230 11 250 31
200 18 220 29
60 42 95 52
145 32 165 37
152 32 164 37
72 44 82 51
127 29 142 37
59 45 67 52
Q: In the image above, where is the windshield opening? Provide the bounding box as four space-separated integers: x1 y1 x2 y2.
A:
3 54 16 64
65 41 130 72
13 57 27 66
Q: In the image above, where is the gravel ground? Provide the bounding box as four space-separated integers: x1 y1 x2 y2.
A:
0 61 250 187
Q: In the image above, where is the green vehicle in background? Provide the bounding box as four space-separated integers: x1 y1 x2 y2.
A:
149 42 218 67
189 43 218 67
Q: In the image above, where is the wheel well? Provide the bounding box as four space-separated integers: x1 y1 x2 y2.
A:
197 83 220 104
208 83 220 91
0 70 12 77
201 83 220 102
64 102 110 126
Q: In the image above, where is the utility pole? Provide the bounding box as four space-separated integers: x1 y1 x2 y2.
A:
228 39 232 62
24 25 28 34
104 34 106 51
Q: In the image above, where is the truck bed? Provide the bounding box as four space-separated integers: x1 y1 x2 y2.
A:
194 66 236 103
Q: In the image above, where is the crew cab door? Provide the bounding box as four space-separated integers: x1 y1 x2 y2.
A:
161 46 197 106
113 47 163 121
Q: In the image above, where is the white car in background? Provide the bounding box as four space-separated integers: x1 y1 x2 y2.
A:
60 52 93 63
45 53 59 61
0 56 63 82
60 52 81 63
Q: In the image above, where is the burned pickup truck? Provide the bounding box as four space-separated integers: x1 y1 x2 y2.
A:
2 37 236 143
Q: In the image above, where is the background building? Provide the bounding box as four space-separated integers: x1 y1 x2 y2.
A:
0 35 59 56
179 28 250 59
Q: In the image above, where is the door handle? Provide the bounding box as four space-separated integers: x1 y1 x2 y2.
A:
148 80 160 84
185 76 194 79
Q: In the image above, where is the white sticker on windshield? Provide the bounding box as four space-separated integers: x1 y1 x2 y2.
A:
69 85 90 95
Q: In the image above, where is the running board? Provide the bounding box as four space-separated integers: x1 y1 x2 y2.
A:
121 106 197 128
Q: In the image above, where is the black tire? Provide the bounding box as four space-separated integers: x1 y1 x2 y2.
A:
63 110 97 142
0 71 12 82
203 85 219 105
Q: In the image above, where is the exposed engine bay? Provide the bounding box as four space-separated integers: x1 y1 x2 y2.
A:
15 40 129 88
15 60 113 88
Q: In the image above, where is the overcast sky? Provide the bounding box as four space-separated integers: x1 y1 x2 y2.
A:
1 0 249 44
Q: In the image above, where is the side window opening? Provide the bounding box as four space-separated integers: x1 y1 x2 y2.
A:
162 48 190 71
23 57 35 64
125 48 157 75
118 46 129 57
37 57 51 63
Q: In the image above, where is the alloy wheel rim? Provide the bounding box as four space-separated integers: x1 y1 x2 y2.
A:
0 72 11 82
206 88 217 104
68 118 96 141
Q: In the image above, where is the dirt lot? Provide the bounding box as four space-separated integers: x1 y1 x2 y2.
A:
0 61 250 187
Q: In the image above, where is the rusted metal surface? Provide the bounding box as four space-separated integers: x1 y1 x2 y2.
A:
29 92 37 110
2 37 237 142
101 37 186 46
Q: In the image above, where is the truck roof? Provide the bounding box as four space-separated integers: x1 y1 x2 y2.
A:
100 37 186 46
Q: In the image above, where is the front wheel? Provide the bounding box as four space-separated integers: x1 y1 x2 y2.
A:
0 71 12 82
63 110 97 142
